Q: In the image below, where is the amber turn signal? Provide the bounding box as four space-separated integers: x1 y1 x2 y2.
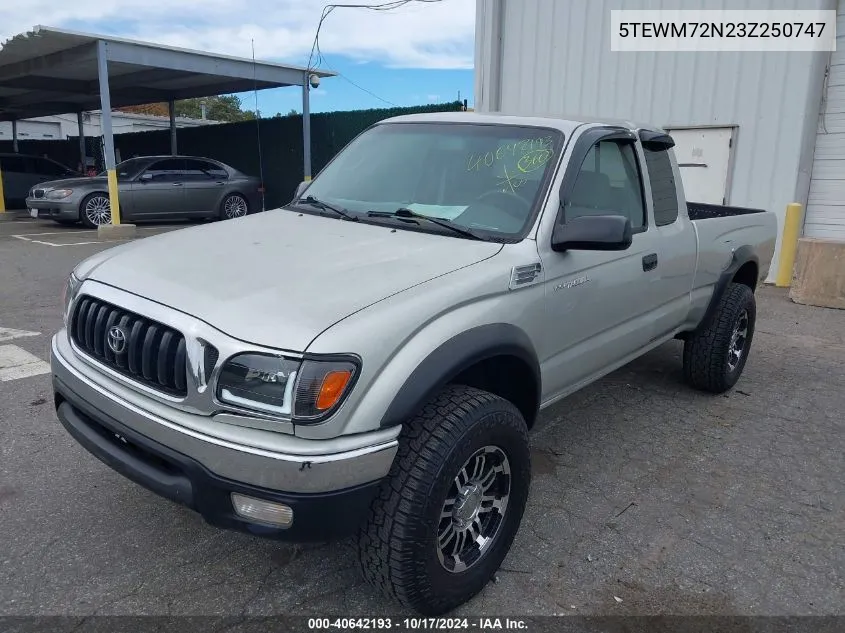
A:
316 370 353 410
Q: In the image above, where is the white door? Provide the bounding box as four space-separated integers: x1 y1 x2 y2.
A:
804 2 845 241
665 127 734 205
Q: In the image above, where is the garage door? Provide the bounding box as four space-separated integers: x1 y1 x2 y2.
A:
805 2 845 240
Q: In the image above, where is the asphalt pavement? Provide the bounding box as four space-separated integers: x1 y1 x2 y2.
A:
0 217 842 617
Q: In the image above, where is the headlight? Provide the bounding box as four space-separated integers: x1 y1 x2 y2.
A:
62 273 81 325
216 353 358 423
46 189 73 199
217 354 300 416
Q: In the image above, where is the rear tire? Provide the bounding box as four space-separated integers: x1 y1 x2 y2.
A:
220 193 248 220
79 193 112 228
357 385 531 615
683 282 756 393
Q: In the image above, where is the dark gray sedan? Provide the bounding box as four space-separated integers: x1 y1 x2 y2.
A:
26 155 262 228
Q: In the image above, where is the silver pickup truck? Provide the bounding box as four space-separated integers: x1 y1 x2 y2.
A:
52 112 777 614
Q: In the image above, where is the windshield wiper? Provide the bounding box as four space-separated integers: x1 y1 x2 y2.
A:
295 195 358 221
367 208 485 241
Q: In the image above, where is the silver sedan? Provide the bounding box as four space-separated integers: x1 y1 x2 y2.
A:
26 155 262 228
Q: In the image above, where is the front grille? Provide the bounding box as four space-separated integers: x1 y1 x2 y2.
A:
204 346 219 380
33 189 45 199
70 296 188 396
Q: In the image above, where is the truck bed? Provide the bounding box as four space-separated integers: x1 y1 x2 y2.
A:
687 202 767 221
688 202 778 305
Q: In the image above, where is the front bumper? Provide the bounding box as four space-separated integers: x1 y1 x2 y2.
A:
26 197 79 220
51 334 398 540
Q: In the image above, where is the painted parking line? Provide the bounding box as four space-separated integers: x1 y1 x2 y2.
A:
12 235 101 247
10 226 171 247
0 327 40 343
0 345 51 382
12 230 96 237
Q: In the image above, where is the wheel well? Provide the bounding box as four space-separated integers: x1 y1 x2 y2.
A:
79 191 109 206
732 261 758 291
450 355 539 428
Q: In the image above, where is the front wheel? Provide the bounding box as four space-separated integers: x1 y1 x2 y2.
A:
357 385 531 615
79 193 112 228
220 193 248 220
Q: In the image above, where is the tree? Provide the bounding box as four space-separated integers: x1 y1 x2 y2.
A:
118 95 256 122
176 95 256 122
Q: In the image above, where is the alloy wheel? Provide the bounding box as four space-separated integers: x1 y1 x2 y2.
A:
224 195 248 219
728 309 749 372
436 445 511 573
85 195 111 226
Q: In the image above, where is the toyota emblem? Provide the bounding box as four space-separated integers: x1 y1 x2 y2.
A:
107 325 127 354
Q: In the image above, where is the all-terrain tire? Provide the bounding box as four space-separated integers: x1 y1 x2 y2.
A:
683 282 756 393
357 385 531 615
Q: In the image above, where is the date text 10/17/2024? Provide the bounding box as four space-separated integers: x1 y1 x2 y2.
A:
307 617 529 630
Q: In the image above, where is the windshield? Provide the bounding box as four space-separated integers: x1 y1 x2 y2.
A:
298 122 564 240
98 157 151 180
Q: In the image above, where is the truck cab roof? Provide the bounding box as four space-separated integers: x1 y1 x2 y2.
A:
380 110 667 135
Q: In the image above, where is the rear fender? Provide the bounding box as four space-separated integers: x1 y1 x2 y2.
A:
694 245 758 332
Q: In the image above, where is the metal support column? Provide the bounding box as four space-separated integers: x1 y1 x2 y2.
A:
77 112 86 174
302 73 311 181
11 120 18 153
96 40 120 224
168 99 177 155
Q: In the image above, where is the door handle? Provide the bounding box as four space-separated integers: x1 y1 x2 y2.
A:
642 253 658 272
172 182 184 187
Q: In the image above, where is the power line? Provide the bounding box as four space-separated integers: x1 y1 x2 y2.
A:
305 0 444 107
319 53 399 107
307 0 444 72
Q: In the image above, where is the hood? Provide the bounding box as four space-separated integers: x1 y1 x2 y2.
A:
37 176 105 189
85 211 502 351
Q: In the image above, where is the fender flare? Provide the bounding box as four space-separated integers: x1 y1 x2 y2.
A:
696 245 759 332
379 323 541 428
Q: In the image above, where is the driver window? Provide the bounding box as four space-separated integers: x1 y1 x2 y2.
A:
564 140 645 230
143 159 185 182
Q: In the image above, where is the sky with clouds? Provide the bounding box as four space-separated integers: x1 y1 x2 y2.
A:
0 0 476 115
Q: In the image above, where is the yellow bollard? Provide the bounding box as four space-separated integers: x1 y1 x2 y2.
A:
776 203 804 287
107 168 121 225
0 164 6 213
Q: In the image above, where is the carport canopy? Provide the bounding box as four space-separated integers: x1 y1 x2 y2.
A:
0 25 335 219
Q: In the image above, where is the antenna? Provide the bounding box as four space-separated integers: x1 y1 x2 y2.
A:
251 38 266 212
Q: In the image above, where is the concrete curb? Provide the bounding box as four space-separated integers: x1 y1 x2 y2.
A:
97 223 137 240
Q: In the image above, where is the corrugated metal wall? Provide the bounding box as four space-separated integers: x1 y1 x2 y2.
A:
475 0 834 279
805 1 845 240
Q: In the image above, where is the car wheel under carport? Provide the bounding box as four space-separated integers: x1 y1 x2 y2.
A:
220 193 249 220
79 193 112 228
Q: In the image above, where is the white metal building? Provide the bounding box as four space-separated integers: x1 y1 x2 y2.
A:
474 0 845 280
0 110 218 141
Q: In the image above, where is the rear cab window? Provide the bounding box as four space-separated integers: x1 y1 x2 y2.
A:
642 147 679 226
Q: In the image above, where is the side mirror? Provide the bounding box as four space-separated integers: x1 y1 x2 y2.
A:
139 173 153 182
551 214 633 252
294 180 309 200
